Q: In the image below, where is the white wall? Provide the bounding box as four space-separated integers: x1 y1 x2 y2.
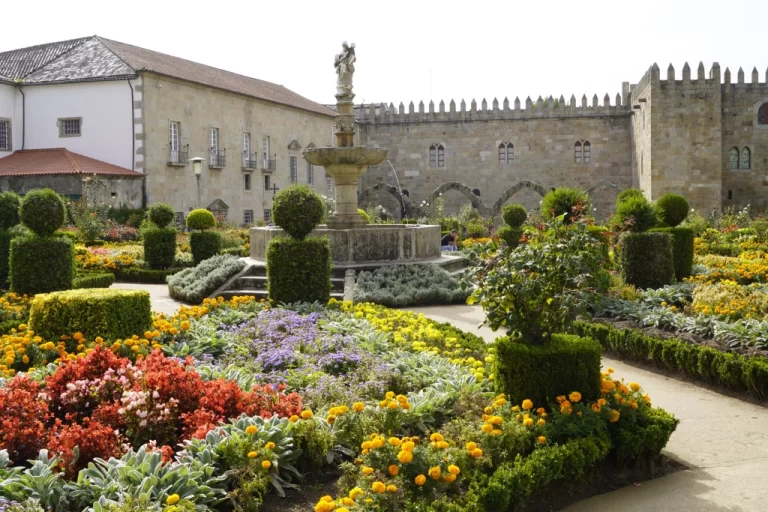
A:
0 84 21 156
22 81 134 169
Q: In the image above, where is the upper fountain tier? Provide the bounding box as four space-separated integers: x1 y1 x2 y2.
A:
304 147 387 167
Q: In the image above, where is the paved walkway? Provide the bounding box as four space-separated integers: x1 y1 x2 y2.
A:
408 305 768 512
112 282 183 316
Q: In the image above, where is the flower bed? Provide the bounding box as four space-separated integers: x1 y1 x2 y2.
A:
352 264 470 307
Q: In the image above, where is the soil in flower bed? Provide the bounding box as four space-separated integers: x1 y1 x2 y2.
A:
525 454 687 511
261 472 340 512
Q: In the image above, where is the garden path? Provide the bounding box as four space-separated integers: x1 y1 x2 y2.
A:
112 282 183 316
409 304 768 512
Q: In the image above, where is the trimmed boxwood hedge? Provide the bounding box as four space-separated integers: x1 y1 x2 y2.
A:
190 231 221 264
572 320 768 399
73 272 115 289
0 231 15 288
494 334 602 407
267 236 331 304
114 267 181 284
10 236 74 294
29 288 151 341
618 231 674 289
650 227 694 280
143 228 177 270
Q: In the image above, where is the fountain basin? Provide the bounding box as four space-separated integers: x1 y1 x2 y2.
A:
304 147 387 167
250 224 441 265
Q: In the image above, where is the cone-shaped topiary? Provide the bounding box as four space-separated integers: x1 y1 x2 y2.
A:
617 188 645 204
541 187 590 223
273 185 324 240
148 203 175 229
656 193 689 227
20 188 65 237
186 209 216 230
502 204 527 228
0 192 21 231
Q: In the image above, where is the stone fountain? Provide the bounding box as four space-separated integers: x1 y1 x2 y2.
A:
249 42 441 267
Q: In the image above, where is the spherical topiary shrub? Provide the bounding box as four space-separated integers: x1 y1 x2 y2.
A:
656 193 689 228
0 192 21 231
617 188 645 204
20 188 65 237
541 187 591 222
502 204 527 228
273 185 324 240
186 209 216 231
498 226 522 249
148 203 175 229
613 196 659 233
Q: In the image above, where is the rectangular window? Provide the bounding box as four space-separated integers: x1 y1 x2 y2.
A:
0 120 10 151
210 128 219 156
262 136 270 166
169 121 180 163
307 162 314 185
244 209 253 225
264 174 271 191
264 209 272 222
59 118 81 137
174 212 185 227
244 173 251 191
243 133 251 166
326 176 332 192
429 146 437 167
583 143 591 164
290 156 298 183
437 146 445 167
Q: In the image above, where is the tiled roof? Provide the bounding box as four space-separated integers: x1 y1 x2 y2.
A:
0 148 143 177
0 36 335 117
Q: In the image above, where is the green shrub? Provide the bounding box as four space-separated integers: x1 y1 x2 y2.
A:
613 195 659 232
0 191 21 231
190 231 221 264
586 225 611 261
463 222 486 238
650 227 694 280
656 193 689 227
501 204 527 228
114 267 181 284
494 334 602 407
357 209 370 223
611 407 679 464
497 226 522 248
267 236 331 304
273 185 324 240
353 264 470 307
541 187 590 223
143 228 177 270
10 236 74 294
29 289 151 341
617 188 645 204
73 272 115 289
19 189 66 236
167 254 246 304
0 231 15 288
186 209 216 230
147 203 175 229
618 232 674 289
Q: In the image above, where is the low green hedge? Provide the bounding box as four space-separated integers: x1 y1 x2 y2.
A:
0 231 15 288
650 227 694 280
143 228 177 270
611 407 679 464
267 236 331 304
29 289 151 341
114 267 181 284
73 272 115 289
619 231 674 289
10 236 74 295
572 320 768 399
167 254 246 304
494 334 602 407
190 231 221 264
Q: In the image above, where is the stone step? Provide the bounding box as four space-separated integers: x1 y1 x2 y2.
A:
241 263 347 280
231 275 345 292
218 289 345 301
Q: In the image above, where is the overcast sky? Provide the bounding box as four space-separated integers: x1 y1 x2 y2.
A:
3 0 767 106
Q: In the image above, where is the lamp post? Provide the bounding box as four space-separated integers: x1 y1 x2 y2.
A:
189 157 204 208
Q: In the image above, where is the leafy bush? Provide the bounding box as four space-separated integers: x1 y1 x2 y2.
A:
73 272 115 289
463 222 487 238
113 267 180 284
357 208 370 223
656 193 689 227
650 227 694 280
267 236 330 303
617 188 645 204
0 231 16 288
618 232 674 289
143 228 176 269
613 195 659 232
541 187 590 223
353 264 470 307
19 189 65 237
167 254 246 304
147 203 175 229
0 191 21 231
494 334 602 407
28 289 151 341
501 204 527 228
10 237 74 295
611 407 679 464
497 226 522 248
273 185 324 240
190 231 221 264
186 209 216 230
107 205 146 227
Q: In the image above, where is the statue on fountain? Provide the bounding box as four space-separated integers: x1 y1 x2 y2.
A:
334 42 356 97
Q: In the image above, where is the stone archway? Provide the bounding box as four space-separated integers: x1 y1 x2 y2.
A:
418 182 488 217
358 181 415 219
490 180 547 217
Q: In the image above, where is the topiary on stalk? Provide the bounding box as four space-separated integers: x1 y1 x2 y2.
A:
148 203 175 229
19 188 65 236
186 209 216 231
656 193 689 227
613 195 659 232
541 187 590 223
144 203 177 270
502 204 527 229
273 185 324 240
0 192 21 231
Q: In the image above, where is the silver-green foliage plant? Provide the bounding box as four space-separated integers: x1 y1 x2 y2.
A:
353 264 469 307
167 254 245 304
0 451 68 512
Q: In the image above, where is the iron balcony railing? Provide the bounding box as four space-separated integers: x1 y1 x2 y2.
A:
262 153 277 171
168 145 189 165
209 148 226 168
243 152 259 170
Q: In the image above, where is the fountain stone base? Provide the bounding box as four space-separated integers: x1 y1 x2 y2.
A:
250 224 442 265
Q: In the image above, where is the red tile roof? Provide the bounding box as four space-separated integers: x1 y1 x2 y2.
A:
0 149 143 177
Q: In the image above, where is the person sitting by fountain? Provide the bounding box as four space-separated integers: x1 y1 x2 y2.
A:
441 230 458 251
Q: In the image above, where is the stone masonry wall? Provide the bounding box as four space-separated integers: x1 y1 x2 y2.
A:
630 68 654 196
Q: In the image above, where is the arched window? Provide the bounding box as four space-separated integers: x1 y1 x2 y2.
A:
498 142 514 165
574 141 582 163
759 103 768 125
437 144 445 167
741 147 751 169
583 141 591 163
430 144 444 168
730 148 740 169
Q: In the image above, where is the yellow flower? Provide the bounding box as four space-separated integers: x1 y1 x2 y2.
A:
523 417 534 427
465 442 477 451
352 402 365 412
448 464 460 475
386 484 398 493
522 399 533 410
388 437 402 447
436 441 449 449
289 415 299 423
385 391 395 399
536 419 546 427
265 442 275 450
388 464 399 476
397 450 413 463
167 494 180 505
402 441 415 452
537 436 547 445
371 481 386 494
362 466 374 475
629 382 641 392
349 487 364 499
470 448 483 458
414 474 427 486
429 432 444 442
610 409 621 423
482 423 494 434
301 410 313 420
428 466 441 480
568 391 582 403
262 460 271 469
245 425 258 435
